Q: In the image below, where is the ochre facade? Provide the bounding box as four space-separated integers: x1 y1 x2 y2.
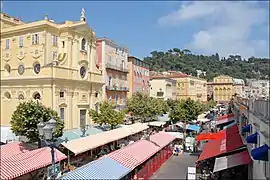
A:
169 73 207 103
0 12 104 129
212 75 233 103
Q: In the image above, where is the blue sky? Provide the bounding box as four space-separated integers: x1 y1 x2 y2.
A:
2 1 269 59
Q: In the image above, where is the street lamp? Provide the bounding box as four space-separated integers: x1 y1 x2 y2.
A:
37 118 57 179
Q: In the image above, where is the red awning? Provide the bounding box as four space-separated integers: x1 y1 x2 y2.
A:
198 131 245 161
196 124 239 141
218 113 234 121
213 150 252 172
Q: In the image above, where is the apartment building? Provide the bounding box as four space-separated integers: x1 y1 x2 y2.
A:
96 38 129 108
169 73 207 102
149 74 176 100
232 78 245 97
247 79 269 98
127 56 150 97
212 75 233 103
0 11 104 129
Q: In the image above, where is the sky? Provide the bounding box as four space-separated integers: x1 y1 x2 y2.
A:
2 1 269 59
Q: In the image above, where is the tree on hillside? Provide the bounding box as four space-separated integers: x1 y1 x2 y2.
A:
89 102 125 129
144 49 269 81
11 101 64 144
126 92 162 122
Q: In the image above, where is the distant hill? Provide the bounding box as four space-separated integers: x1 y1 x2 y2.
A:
143 48 269 81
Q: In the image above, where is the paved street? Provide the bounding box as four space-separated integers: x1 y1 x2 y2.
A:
150 154 198 179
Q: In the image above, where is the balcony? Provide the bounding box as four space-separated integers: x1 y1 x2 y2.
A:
106 85 129 92
105 63 129 73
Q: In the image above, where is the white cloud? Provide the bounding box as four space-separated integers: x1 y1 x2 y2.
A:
158 1 269 58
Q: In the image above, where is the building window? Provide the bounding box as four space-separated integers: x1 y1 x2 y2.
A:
32 34 39 45
19 36 24 48
60 91 64 98
95 92 98 98
52 35 58 46
108 76 112 86
95 103 99 112
108 96 112 102
53 52 57 60
190 80 194 85
80 109 87 127
5 39 10 49
62 41 65 48
116 94 119 104
60 108 65 120
81 38 86 50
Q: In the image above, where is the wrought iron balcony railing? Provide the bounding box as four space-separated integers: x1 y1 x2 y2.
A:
105 63 129 73
106 85 129 92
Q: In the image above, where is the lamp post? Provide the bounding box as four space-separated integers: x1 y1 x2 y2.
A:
37 118 57 179
80 124 89 137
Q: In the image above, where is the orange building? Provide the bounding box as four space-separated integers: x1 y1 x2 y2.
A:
96 38 129 108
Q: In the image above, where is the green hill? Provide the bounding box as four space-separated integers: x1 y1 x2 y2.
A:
143 48 269 81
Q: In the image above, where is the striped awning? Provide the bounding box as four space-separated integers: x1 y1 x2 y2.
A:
0 142 32 159
106 140 160 169
0 147 67 179
61 157 131 179
150 131 176 148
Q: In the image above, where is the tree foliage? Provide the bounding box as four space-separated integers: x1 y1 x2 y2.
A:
144 49 269 81
126 92 168 122
169 98 205 123
11 101 64 143
89 101 125 129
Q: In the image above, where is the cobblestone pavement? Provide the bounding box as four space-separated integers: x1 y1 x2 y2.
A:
150 153 198 179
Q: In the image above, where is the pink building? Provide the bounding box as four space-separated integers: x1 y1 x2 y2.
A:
127 56 150 97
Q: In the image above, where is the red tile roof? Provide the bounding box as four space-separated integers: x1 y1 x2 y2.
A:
168 73 189 78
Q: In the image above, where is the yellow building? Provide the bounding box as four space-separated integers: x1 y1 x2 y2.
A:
169 73 207 102
213 75 233 103
0 10 104 129
149 74 176 100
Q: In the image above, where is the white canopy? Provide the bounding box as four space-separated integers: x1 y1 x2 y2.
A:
197 118 211 122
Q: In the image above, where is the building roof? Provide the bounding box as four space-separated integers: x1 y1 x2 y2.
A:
61 157 130 179
61 123 149 155
168 73 189 78
0 147 67 179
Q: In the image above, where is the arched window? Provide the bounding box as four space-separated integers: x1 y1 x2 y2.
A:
33 92 41 100
81 38 86 50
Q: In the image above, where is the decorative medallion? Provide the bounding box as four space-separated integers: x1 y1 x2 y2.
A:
18 64 25 75
80 66 87 78
34 63 41 74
